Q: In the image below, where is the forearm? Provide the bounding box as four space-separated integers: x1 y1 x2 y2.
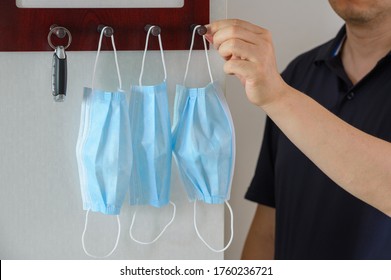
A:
207 19 391 216
241 230 274 260
262 86 391 216
241 204 275 260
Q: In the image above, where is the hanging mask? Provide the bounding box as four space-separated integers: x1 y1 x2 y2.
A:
172 25 236 252
128 25 175 245
76 27 131 258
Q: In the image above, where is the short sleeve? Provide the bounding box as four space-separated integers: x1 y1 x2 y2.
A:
245 117 278 207
244 62 297 207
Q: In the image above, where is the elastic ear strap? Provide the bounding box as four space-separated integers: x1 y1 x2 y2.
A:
91 28 105 89
183 25 199 86
158 34 168 81
183 25 214 86
81 210 121 258
92 27 122 90
111 35 123 89
129 201 176 245
203 35 214 83
139 26 167 86
193 200 234 253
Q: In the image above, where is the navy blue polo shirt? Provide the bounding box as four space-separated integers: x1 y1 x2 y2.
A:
245 26 391 259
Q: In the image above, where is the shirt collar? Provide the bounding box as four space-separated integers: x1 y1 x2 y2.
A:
314 25 391 64
314 25 347 64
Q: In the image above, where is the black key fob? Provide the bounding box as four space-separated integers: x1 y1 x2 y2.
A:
52 46 67 102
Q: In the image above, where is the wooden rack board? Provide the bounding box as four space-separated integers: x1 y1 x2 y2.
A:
0 0 209 51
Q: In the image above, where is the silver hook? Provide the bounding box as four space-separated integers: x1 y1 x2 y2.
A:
191 24 207 36
97 25 114 37
145 24 161 36
47 25 72 50
50 24 66 38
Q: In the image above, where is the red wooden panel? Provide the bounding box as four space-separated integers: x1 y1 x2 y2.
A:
0 0 209 51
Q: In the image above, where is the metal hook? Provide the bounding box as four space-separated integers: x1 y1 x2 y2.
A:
47 25 72 50
50 24 67 39
145 24 161 36
191 24 207 36
97 25 114 37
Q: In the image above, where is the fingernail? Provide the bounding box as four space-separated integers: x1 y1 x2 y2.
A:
204 33 213 44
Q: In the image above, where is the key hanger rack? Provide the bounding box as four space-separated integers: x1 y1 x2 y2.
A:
0 0 209 51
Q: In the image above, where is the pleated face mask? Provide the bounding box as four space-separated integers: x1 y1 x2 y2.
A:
172 25 236 252
76 27 131 258
128 26 175 245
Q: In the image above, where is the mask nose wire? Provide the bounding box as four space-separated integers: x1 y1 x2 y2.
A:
183 25 214 87
139 25 167 86
193 200 234 252
129 201 176 245
91 26 122 91
81 210 121 258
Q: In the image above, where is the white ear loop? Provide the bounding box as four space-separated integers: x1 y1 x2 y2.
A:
91 26 122 90
129 201 176 245
193 200 234 253
81 210 121 258
139 26 167 86
183 25 214 86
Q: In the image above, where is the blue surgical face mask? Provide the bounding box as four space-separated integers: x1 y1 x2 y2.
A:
128 26 175 245
76 27 130 258
172 25 236 252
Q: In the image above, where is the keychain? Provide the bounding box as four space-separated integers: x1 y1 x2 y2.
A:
52 45 67 102
47 25 72 102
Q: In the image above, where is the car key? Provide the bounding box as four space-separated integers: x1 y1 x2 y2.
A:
52 45 67 102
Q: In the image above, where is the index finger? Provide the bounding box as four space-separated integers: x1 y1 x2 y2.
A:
206 19 266 39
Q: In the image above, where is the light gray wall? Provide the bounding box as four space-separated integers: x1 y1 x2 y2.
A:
224 0 343 259
0 1 227 259
0 0 346 260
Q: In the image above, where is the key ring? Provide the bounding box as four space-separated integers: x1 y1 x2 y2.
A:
47 25 72 50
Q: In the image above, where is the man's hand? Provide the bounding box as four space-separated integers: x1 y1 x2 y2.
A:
206 19 287 108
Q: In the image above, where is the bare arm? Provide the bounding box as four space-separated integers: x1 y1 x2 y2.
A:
207 19 391 217
241 204 275 260
263 86 391 216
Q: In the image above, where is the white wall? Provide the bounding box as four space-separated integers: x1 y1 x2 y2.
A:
0 1 228 259
0 0 345 260
224 0 343 259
